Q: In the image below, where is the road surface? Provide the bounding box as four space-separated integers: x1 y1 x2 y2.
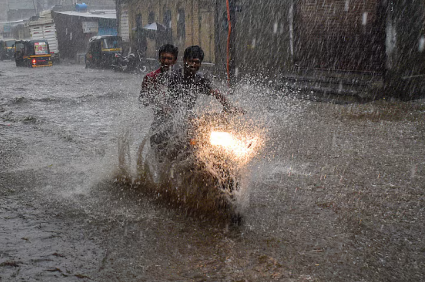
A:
1 60 424 281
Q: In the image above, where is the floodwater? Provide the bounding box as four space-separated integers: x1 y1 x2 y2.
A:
1 60 424 281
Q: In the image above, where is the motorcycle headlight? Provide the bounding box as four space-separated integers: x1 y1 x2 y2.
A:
210 131 256 159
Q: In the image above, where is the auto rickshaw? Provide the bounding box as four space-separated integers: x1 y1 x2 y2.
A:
0 39 16 60
85 35 122 69
14 40 52 67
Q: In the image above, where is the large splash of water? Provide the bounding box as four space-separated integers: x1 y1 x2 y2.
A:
113 79 284 221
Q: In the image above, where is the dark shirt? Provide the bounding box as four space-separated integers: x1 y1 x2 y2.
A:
167 68 212 114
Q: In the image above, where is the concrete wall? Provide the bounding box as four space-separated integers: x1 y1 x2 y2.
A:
294 0 386 72
214 0 386 80
215 0 294 80
217 0 425 99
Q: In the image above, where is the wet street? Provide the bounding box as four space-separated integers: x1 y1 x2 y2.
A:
1 60 424 281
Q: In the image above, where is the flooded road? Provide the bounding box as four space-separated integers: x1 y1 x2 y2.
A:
1 60 424 281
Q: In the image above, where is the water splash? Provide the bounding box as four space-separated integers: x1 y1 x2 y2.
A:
112 80 285 222
130 109 264 222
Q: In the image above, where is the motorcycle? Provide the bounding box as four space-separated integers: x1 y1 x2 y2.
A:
135 111 261 223
112 49 147 73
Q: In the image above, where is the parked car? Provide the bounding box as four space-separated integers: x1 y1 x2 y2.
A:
14 40 53 68
85 35 122 69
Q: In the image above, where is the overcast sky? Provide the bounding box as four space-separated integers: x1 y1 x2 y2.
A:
7 0 37 10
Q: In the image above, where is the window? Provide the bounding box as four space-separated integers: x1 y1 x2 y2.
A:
148 12 155 24
5 40 15 47
177 8 185 41
163 9 172 28
102 37 121 49
136 13 142 29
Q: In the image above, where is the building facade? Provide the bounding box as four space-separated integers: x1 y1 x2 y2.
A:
118 0 424 99
117 0 215 63
53 10 117 60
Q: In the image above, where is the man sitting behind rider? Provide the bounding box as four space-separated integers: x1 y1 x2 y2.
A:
167 45 238 115
139 44 178 107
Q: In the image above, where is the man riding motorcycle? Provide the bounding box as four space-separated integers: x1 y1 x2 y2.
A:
167 45 236 115
141 45 243 157
137 46 250 223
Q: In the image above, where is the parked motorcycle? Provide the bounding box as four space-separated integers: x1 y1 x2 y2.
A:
135 111 261 223
112 50 147 73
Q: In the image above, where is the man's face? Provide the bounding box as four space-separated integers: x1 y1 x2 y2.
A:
159 52 176 72
183 57 202 75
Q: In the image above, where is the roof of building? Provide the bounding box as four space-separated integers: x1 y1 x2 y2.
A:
0 19 26 24
54 10 116 20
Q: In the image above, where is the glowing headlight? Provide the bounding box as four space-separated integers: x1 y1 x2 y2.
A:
210 131 255 158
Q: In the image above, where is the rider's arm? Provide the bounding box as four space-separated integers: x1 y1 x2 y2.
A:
210 89 245 113
199 76 230 108
200 75 244 113
211 89 230 108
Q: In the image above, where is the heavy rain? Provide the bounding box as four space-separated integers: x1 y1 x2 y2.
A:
1 0 424 281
